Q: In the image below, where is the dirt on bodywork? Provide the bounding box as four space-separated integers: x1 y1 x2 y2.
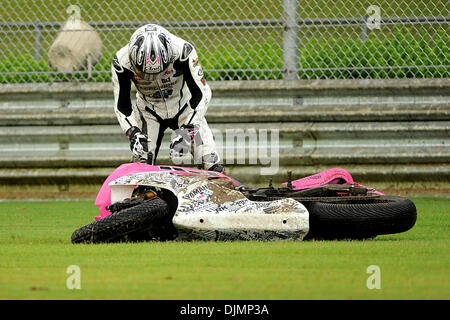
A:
208 179 246 204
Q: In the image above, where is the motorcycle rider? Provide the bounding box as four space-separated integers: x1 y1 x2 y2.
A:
111 24 224 173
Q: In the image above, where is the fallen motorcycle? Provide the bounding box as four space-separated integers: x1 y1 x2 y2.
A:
71 163 417 243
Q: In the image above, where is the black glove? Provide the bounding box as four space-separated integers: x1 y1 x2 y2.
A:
126 126 152 163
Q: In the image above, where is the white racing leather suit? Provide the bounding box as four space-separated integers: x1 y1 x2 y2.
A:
111 28 220 169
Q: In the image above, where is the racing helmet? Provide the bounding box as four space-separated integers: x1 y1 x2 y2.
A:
128 24 174 81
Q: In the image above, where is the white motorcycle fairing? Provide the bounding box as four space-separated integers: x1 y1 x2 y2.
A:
109 171 310 241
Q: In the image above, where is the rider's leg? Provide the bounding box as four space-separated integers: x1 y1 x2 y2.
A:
137 110 163 165
175 109 224 173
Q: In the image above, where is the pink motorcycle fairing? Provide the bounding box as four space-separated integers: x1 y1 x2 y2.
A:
282 167 384 195
94 162 237 221
95 164 383 221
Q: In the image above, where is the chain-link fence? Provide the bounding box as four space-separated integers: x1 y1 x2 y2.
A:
0 0 448 83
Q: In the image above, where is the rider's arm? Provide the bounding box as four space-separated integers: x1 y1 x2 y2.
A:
175 44 212 119
111 53 140 133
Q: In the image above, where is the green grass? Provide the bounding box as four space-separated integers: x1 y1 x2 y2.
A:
1 26 448 83
0 0 448 82
0 197 449 300
1 0 446 22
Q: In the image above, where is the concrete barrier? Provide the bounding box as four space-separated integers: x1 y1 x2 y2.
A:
0 79 449 197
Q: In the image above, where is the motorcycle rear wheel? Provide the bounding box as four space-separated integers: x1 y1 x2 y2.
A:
305 196 417 240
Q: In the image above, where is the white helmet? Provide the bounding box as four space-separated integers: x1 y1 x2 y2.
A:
128 24 174 81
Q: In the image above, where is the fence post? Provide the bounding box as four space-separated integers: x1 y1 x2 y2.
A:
34 22 41 60
282 0 299 80
362 15 369 42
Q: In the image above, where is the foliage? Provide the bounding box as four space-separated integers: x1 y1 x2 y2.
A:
0 26 448 83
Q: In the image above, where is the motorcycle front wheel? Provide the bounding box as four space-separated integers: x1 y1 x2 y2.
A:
71 198 174 244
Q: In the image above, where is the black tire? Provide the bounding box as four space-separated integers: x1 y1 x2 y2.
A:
71 198 172 244
305 196 417 240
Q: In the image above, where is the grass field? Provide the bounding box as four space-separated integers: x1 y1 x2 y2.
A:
0 196 449 300
1 0 448 83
